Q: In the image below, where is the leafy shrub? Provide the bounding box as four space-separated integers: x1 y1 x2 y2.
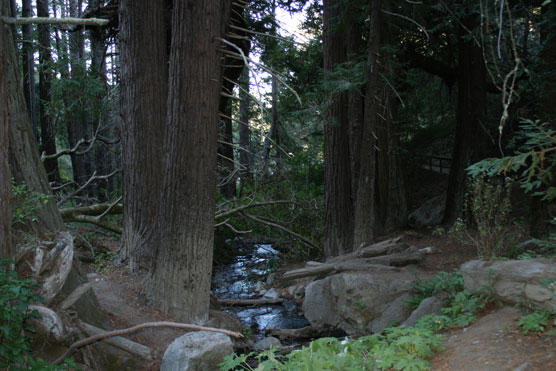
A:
407 271 464 310
0 258 42 367
221 327 444 371
12 181 51 227
468 119 556 256
466 175 524 258
517 308 554 334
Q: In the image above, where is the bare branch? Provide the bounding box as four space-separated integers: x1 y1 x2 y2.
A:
241 212 320 251
42 125 99 161
57 169 120 207
215 200 297 220
1 16 109 26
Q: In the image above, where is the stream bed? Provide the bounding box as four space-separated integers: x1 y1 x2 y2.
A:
212 243 308 337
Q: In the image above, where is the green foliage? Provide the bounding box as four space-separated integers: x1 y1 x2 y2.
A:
93 251 117 274
0 259 77 370
221 328 444 371
0 258 41 367
11 181 51 226
468 120 556 201
466 175 524 259
517 307 555 334
407 271 464 310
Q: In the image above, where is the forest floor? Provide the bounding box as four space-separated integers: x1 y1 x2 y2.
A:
83 230 556 370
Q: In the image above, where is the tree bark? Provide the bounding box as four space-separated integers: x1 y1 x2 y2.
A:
120 0 168 273
375 5 407 233
147 0 229 323
37 0 60 184
21 0 37 140
443 12 490 223
353 0 380 250
5 0 62 235
0 11 11 258
323 0 354 258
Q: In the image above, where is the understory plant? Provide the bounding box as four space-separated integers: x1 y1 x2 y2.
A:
0 258 75 370
467 119 556 256
517 307 554 334
466 175 524 259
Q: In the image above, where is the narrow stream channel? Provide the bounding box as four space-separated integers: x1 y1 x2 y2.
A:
212 243 308 338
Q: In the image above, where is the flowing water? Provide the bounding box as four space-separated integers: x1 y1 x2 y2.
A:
212 243 308 337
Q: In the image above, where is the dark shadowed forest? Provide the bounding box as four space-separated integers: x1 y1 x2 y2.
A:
0 0 555 369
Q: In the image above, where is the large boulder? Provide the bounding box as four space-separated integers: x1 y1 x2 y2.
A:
302 271 416 334
161 331 233 371
461 259 556 309
402 297 444 327
407 193 446 228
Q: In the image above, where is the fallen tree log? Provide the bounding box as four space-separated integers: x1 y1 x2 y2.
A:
283 237 431 281
217 298 284 306
327 237 407 263
282 260 401 281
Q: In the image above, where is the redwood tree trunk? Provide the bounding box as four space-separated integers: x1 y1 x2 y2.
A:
375 4 407 233
323 0 354 257
120 0 168 273
444 14 490 223
148 0 229 323
5 0 62 235
21 0 37 140
0 13 11 258
37 0 60 184
353 0 380 250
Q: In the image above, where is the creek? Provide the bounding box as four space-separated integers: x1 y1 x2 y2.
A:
212 243 308 338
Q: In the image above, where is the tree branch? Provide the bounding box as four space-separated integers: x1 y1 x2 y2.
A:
241 212 320 251
2 16 109 26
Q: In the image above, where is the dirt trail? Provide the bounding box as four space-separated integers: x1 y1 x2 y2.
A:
431 306 556 371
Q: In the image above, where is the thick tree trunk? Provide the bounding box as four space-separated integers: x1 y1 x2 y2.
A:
323 0 354 257
0 13 11 258
21 0 37 140
375 8 407 233
148 0 229 323
119 0 168 273
37 0 60 184
353 0 380 250
375 89 407 232
444 14 490 223
4 1 62 235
